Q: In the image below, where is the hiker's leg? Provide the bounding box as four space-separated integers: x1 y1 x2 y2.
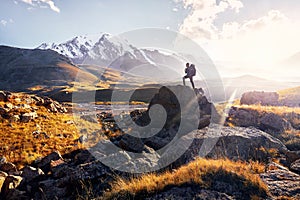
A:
190 77 195 89
182 77 186 86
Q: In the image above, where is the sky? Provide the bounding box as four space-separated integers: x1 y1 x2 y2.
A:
0 0 300 80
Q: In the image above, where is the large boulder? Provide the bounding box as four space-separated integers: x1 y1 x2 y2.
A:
227 107 292 134
259 112 292 133
240 91 279 106
178 124 287 164
227 107 259 127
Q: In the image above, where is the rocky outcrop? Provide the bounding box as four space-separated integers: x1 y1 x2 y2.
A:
111 86 219 152
290 159 300 174
227 106 292 134
0 150 112 200
180 124 287 164
259 112 292 133
240 91 279 106
0 91 67 123
261 162 300 199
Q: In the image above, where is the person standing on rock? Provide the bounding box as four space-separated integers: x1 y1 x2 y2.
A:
183 63 196 89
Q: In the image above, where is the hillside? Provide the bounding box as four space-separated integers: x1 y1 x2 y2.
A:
0 46 98 95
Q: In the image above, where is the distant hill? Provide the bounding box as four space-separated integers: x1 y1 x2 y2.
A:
0 45 98 94
282 52 300 67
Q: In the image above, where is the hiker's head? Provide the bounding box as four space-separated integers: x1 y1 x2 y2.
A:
186 63 189 68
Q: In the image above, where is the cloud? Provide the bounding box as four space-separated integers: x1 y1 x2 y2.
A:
176 0 243 42
220 10 287 39
18 0 60 13
175 0 300 79
0 20 8 26
0 19 14 27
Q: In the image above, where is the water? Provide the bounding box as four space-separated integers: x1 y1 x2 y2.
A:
75 103 148 115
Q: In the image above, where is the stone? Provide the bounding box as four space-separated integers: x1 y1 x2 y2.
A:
259 113 292 134
21 166 44 182
240 91 279 106
4 103 14 110
290 159 300 174
143 135 170 150
2 189 27 200
36 179 67 199
146 186 234 200
0 171 8 194
0 157 7 164
1 175 23 198
20 112 38 123
261 167 300 198
227 107 259 127
118 133 145 152
9 115 20 122
0 162 17 173
0 91 9 102
178 124 287 165
37 151 63 173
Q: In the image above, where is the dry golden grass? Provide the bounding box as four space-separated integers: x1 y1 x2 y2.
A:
236 104 300 115
278 86 300 97
0 100 105 168
104 158 268 199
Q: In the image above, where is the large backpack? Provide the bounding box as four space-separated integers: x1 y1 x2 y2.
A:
189 64 196 76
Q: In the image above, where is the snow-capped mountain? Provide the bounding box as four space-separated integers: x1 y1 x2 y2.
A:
37 33 186 80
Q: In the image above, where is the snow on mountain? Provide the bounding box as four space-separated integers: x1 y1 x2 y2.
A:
37 33 186 80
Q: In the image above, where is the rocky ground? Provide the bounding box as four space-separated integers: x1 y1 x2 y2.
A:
0 86 300 199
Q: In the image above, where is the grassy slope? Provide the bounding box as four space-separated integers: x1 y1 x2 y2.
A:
0 98 103 168
104 158 267 199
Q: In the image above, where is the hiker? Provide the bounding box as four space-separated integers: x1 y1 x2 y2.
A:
183 63 196 89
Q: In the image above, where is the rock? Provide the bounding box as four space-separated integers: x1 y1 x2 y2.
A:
0 157 7 164
0 162 17 173
21 166 44 182
280 94 300 107
0 107 8 117
0 91 10 102
198 115 211 129
80 115 98 123
143 135 170 150
1 175 23 198
118 133 145 152
146 186 234 200
227 107 259 127
178 124 287 165
34 96 67 113
259 113 292 133
9 115 20 122
4 103 14 110
20 112 38 123
37 151 63 173
73 149 95 165
0 171 7 194
32 131 50 139
290 159 300 174
261 166 300 198
284 150 300 166
36 179 67 199
240 91 279 106
145 86 215 130
2 189 27 200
